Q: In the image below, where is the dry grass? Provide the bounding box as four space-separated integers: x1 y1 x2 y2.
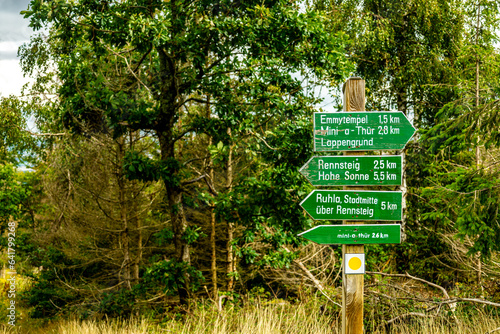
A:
386 312 500 334
0 317 154 334
176 301 337 334
389 320 499 333
0 301 498 333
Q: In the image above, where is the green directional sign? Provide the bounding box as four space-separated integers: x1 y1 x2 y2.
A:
313 111 416 151
298 224 401 244
300 155 402 186
300 190 402 221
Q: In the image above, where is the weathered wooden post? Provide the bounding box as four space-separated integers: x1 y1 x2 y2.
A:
342 77 365 334
298 76 414 334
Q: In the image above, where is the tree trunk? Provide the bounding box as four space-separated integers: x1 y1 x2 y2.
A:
397 89 408 241
474 1 484 297
133 217 142 282
210 206 218 298
226 127 235 292
117 137 132 290
157 128 191 303
208 133 218 298
128 131 142 283
156 43 191 303
132 184 142 283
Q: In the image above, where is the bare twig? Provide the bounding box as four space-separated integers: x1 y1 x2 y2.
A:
443 298 500 307
182 174 207 186
282 245 341 308
367 272 500 311
21 127 66 137
249 130 278 150
367 271 450 297
367 271 456 311
386 312 433 326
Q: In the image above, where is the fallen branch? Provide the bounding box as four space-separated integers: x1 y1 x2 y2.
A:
367 271 456 312
367 272 500 309
367 271 450 298
282 245 341 308
442 298 500 308
386 312 432 326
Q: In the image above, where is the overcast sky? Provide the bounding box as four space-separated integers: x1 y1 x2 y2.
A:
0 0 33 97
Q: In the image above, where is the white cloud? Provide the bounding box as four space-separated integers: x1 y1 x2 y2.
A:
0 59 29 97
0 12 33 44
0 41 20 60
0 0 33 96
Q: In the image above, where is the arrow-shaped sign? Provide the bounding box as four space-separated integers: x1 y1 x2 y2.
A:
299 155 402 186
298 224 401 244
300 190 402 221
313 111 416 151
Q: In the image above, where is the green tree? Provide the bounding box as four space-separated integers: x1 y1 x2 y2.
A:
23 0 352 302
317 0 465 281
421 0 500 260
330 0 465 124
0 97 40 166
322 0 500 290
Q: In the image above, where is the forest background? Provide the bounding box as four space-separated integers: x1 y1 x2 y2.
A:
1 0 500 332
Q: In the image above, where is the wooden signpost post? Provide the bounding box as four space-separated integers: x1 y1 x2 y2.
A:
298 77 416 334
342 78 366 334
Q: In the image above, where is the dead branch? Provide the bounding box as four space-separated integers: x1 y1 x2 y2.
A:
367 271 452 297
366 274 500 309
54 268 125 293
367 271 457 311
249 130 278 150
182 174 208 186
442 298 500 307
282 245 341 308
23 128 67 137
386 312 433 326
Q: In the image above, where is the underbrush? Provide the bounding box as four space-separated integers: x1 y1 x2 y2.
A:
0 298 498 333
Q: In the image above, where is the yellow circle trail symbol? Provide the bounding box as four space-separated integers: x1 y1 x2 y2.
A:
344 253 365 274
348 256 362 271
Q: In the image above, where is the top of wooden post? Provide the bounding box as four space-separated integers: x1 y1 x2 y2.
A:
343 77 365 112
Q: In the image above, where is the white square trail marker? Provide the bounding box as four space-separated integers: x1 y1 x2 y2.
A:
344 253 365 274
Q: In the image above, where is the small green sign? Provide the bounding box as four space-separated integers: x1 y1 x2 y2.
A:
298 224 401 244
300 190 402 221
299 155 402 186
313 111 416 151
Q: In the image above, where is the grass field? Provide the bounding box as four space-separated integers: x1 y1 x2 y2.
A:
1 299 498 334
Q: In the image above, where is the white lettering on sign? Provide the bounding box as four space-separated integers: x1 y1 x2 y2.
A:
318 171 341 181
336 206 374 217
355 125 374 135
318 159 361 171
320 137 374 149
320 115 368 125
343 194 378 205
336 233 387 239
344 171 369 181
316 193 342 204
337 233 389 239
316 205 336 215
